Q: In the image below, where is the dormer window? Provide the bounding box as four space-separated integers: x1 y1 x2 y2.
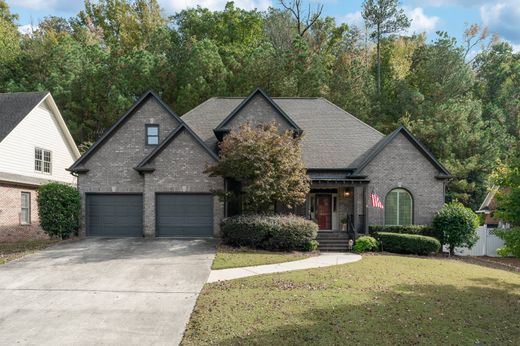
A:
146 124 159 145
35 148 51 174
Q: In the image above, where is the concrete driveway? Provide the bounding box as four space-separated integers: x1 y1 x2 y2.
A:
0 238 215 346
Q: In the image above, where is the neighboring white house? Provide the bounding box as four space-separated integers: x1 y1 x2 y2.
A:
0 92 80 242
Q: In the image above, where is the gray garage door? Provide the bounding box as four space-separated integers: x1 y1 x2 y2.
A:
86 194 143 237
156 194 213 237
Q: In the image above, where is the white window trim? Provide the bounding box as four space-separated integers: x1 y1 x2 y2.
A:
20 192 31 225
35 147 52 175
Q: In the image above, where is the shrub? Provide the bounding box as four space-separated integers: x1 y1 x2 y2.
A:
369 224 443 242
433 201 479 255
37 183 81 239
353 236 379 253
494 228 520 259
374 232 441 255
221 214 318 251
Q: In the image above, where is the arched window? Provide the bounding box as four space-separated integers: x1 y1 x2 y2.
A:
385 188 413 225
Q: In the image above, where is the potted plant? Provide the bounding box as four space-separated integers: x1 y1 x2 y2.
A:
340 217 349 231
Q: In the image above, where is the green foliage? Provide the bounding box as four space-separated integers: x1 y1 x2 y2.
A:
353 236 379 253
206 122 310 213
494 228 520 259
369 224 443 242
490 147 520 226
37 183 81 239
433 201 479 255
374 232 441 255
221 214 318 251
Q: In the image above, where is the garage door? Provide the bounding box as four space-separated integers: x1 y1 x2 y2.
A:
86 194 143 237
156 194 213 237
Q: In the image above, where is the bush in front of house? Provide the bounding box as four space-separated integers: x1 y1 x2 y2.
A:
369 224 443 243
37 183 81 239
494 228 520 259
221 214 318 251
433 201 479 255
374 232 441 255
353 236 379 253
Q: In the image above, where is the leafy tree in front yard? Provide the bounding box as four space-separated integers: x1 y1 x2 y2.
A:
205 122 310 213
37 183 81 239
489 146 520 226
433 201 479 255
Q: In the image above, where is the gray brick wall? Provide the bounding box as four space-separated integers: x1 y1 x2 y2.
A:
77 97 180 235
361 132 446 226
142 129 224 237
226 93 294 131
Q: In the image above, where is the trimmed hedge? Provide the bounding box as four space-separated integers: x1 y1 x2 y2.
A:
369 224 443 243
353 236 379 253
222 214 318 251
37 183 80 239
374 232 441 255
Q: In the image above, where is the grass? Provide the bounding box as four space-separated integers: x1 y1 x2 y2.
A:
212 245 315 270
0 240 57 264
184 255 520 345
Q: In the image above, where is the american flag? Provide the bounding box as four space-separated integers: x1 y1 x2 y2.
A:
370 192 384 209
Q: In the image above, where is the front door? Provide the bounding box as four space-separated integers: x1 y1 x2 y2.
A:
316 194 332 230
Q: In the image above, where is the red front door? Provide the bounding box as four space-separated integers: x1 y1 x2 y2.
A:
316 195 332 230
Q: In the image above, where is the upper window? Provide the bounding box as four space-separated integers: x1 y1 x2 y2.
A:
385 188 413 226
21 192 30 225
146 124 159 145
35 148 51 174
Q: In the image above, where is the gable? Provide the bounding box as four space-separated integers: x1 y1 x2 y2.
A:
353 126 450 178
69 92 181 172
0 92 48 143
213 89 302 140
0 99 77 184
359 131 449 178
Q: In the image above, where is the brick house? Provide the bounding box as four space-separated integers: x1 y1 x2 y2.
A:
0 92 80 242
69 88 450 240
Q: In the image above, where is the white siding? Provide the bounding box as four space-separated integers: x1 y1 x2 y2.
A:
0 100 76 184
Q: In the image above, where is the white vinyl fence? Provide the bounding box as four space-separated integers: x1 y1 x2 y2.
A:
443 226 506 257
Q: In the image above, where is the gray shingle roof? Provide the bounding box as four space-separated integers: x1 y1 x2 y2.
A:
182 97 384 169
0 92 48 143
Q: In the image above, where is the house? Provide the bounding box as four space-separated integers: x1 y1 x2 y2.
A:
68 88 450 239
0 92 80 242
477 187 510 229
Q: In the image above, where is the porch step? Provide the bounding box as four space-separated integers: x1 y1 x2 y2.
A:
316 233 351 252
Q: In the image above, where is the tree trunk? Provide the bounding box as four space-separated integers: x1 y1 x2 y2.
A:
449 245 455 256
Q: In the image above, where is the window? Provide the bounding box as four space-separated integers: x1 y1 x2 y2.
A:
21 192 30 225
35 148 51 174
385 188 413 225
146 124 159 145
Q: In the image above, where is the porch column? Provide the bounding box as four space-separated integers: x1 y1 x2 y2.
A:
363 185 368 234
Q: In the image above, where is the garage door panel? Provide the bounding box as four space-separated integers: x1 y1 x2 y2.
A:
87 194 143 237
156 194 213 237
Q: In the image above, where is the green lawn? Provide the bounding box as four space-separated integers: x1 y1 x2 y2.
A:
0 240 57 264
184 255 520 345
212 245 315 270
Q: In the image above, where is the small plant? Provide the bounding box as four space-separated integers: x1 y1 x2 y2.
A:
303 240 319 251
353 236 379 253
494 228 520 259
374 232 440 255
433 201 479 255
37 183 81 239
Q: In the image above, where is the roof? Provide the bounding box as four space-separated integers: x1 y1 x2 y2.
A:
0 92 80 159
182 96 385 169
477 186 499 213
350 125 451 178
135 123 218 172
69 90 182 172
0 92 49 143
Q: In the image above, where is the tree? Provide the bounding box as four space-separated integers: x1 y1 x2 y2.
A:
279 0 323 37
489 146 520 226
433 201 479 255
0 0 20 66
206 122 310 213
362 0 410 97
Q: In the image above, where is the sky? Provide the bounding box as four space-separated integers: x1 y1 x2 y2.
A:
6 0 520 50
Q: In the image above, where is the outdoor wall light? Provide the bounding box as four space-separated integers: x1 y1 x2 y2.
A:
343 190 351 198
